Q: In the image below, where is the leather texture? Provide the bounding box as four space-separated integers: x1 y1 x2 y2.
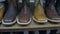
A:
3 0 17 23
18 0 30 23
34 0 47 23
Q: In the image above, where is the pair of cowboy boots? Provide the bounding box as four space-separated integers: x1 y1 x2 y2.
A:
1 0 31 26
33 0 47 24
0 0 6 24
2 0 17 25
45 0 60 23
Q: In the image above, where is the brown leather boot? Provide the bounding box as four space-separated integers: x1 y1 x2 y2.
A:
45 0 60 23
33 0 47 24
17 0 31 25
0 1 5 24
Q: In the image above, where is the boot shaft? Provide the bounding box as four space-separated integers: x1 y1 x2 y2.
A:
35 0 41 6
7 0 17 8
45 0 56 6
21 0 30 15
6 0 17 10
22 0 29 7
7 0 14 4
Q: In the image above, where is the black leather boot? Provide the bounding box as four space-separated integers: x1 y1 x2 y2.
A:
2 0 17 26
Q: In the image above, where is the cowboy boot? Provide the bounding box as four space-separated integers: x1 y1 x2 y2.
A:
0 0 5 24
33 0 47 24
45 0 60 23
55 0 60 15
2 0 17 25
17 0 31 25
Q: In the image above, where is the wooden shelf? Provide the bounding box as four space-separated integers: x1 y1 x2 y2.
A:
0 20 60 32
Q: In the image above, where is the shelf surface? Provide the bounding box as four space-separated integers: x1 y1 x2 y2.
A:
0 20 60 31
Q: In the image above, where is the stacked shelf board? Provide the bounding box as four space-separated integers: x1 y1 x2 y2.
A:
0 20 60 32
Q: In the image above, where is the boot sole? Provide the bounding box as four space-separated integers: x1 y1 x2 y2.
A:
16 17 31 25
2 19 16 25
48 18 60 22
32 16 47 23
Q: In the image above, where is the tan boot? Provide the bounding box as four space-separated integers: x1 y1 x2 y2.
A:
33 0 47 23
0 2 5 23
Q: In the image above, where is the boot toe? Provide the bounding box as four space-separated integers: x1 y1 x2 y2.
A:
19 19 28 23
3 19 13 23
